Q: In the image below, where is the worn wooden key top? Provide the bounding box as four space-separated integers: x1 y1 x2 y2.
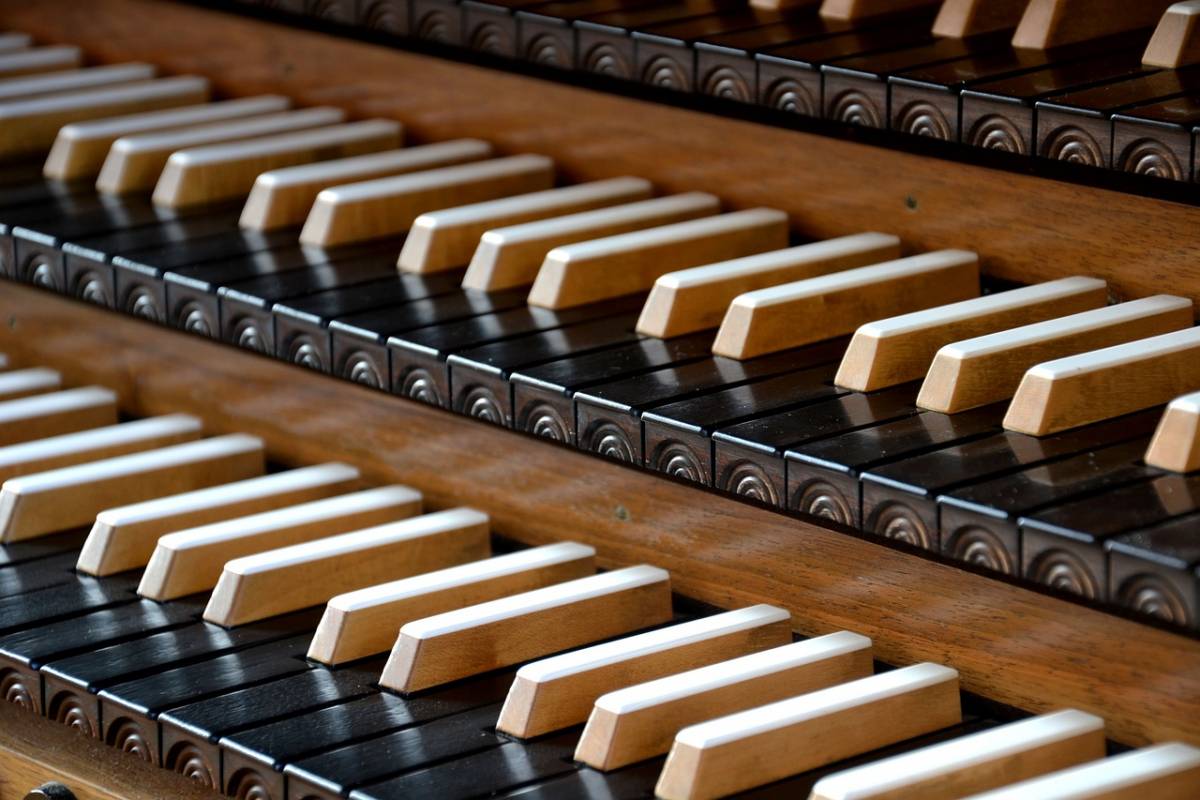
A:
397 176 653 274
0 45 81 78
138 484 421 601
933 0 1031 37
576 632 873 771
0 386 118 447
95 106 344 196
76 461 362 577
1144 391 1200 473
240 139 492 231
713 250 979 360
298 154 556 247
45 94 289 181
918 295 1193 414
655 662 961 800
0 63 157 103
1004 326 1200 436
0 75 209 160
637 233 902 339
819 0 941 20
204 507 491 626
0 414 201 485
810 709 1106 800
0 367 60 401
528 208 789 310
0 433 264 543
835 277 1108 392
380 564 672 693
498 605 792 739
1145 2 1200 68
962 742 1200 800
1013 0 1180 50
308 541 596 665
152 118 402 209
461 192 720 292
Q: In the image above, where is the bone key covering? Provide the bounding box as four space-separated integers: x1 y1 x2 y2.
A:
0 414 202 485
834 277 1108 392
0 433 264 543
137 484 422 600
497 605 793 739
810 709 1107 800
527 208 790 310
396 176 654 274
1144 2 1200 67
1003 326 1200 436
96 106 346 196
655 662 961 800
713 250 980 360
0 63 157 103
298 154 556 247
461 192 720 292
0 386 118 447
1144 391 1200 473
0 367 61 400
960 742 1200 800
637 233 902 339
1013 0 1181 50
151 118 402 208
239 139 494 231
203 507 492 627
308 541 597 665
76 461 362 577
576 632 873 771
380 564 673 693
917 295 1194 414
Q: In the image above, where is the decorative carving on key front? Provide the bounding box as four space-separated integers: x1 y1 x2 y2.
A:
359 0 407 34
583 422 635 463
397 367 442 405
233 320 268 353
968 114 1026 154
307 0 353 24
107 717 153 762
124 287 164 322
793 480 854 526
895 100 954 140
640 56 687 91
287 338 325 371
178 302 214 337
946 526 1015 575
1028 548 1098 599
580 43 632 79
520 401 569 442
342 354 382 388
166 741 218 789
653 441 705 484
1118 138 1185 180
413 7 455 43
523 34 568 68
1040 126 1105 166
827 89 882 128
720 461 778 506
761 77 817 116
459 386 503 424
1116 574 1191 628
871 502 934 550
71 271 110 306
227 768 274 800
48 692 96 738
0 669 34 712
699 66 752 104
467 22 509 56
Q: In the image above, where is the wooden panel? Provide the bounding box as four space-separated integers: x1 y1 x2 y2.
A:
0 286 1196 750
0 0 1198 307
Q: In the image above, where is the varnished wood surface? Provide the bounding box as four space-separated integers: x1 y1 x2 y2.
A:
1 0 1199 308
0 286 1197 750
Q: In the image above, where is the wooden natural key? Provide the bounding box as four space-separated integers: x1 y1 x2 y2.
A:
308 541 596 665
0 387 118 446
0 367 61 401
497 605 792 739
380 565 672 693
76 461 361 577
576 632 873 771
204 508 491 626
655 662 961 800
809 710 1106 800
44 95 289 181
0 63 157 103
1144 2 1200 68
1145 391 1200 473
0 45 81 78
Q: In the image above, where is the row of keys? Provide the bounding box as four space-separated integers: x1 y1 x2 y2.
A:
235 0 1200 183
0 366 1195 799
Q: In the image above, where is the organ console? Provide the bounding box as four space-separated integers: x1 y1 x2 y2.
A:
0 0 1199 797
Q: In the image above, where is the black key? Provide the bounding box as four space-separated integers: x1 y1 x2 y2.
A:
0 593 184 715
939 438 1156 578
462 0 555 58
98 633 313 766
0 551 78 597
0 529 87 567
711 384 920 507
1110 93 1200 181
351 732 579 800
959 48 1151 155
785 404 1003 529
573 339 845 466
0 573 141 638
159 658 385 791
1107 514 1200 632
755 18 935 115
0 193 114 284
331 287 530 391
220 672 511 800
510 332 713 444
859 410 1160 553
284 703 504 799
272 273 465 373
641 363 845 486
1020 472 1200 602
822 31 1013 129
497 762 663 800
447 312 643 426
1035 67 1200 168
389 295 644 408
516 0 663 69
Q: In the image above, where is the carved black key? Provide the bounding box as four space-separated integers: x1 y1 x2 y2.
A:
462 0 555 58
0 573 142 638
0 551 79 598
1107 515 1200 632
711 384 920 508
516 0 661 69
0 530 87 568
1110 93 1200 181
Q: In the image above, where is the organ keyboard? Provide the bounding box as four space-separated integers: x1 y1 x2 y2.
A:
0 0 1198 798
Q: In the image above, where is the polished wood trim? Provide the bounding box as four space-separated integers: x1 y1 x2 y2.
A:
0 285 1196 748
2 0 1198 307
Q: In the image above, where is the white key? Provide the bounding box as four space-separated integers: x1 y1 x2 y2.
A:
0 63 156 103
